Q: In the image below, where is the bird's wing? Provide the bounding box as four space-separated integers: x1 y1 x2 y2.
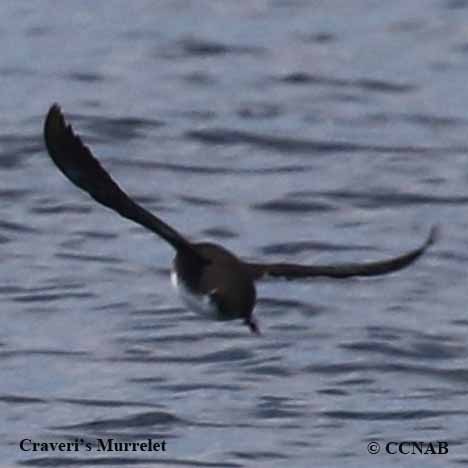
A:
44 104 208 263
247 226 437 280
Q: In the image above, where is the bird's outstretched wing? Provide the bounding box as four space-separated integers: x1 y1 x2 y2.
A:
247 226 438 280
44 104 207 263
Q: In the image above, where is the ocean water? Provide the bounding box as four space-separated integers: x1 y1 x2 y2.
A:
1 1 468 466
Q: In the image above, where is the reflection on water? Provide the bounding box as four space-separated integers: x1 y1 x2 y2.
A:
1 1 467 467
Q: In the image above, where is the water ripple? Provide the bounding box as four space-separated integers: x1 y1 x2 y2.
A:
68 113 164 142
0 219 38 234
323 409 466 420
187 128 456 155
52 411 185 431
113 158 306 175
252 198 334 214
108 347 254 365
305 362 468 384
340 340 466 360
18 456 242 467
291 189 468 208
56 398 159 409
55 253 123 264
0 394 46 404
65 71 106 83
13 291 94 303
277 72 416 94
161 36 265 58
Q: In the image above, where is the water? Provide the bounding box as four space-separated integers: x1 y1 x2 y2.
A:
1 1 467 466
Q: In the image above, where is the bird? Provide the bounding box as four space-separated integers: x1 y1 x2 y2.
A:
43 104 437 335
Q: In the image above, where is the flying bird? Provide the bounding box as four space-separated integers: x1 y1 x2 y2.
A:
44 104 437 334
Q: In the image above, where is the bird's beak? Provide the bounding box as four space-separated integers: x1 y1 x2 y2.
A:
245 317 261 336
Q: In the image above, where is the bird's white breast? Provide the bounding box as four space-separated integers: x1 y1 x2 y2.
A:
170 270 217 319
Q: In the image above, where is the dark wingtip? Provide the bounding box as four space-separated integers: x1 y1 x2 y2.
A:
49 102 61 113
426 224 441 248
46 103 62 122
44 103 65 141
